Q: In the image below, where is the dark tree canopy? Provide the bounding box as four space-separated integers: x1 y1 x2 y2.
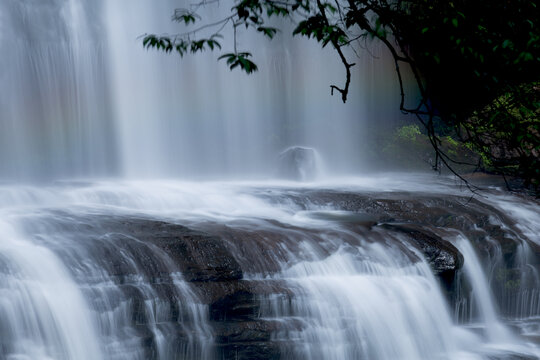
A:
143 0 540 192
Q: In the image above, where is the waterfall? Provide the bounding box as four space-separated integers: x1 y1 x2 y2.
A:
0 0 117 180
262 244 462 359
0 0 539 359
0 0 410 181
454 237 512 342
103 0 378 178
0 201 215 360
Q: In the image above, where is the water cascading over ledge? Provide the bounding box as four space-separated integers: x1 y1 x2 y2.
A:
0 180 539 359
0 0 539 360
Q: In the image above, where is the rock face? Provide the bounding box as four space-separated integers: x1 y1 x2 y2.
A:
278 146 318 181
118 219 243 282
380 223 464 287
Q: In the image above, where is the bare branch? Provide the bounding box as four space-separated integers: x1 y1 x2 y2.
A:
317 0 355 103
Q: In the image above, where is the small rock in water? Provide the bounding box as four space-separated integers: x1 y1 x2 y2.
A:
278 146 318 181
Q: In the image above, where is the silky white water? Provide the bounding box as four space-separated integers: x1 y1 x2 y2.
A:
454 237 513 342
0 218 102 360
0 0 406 180
0 0 539 359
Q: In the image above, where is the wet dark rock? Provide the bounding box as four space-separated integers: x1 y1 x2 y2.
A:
213 320 279 343
29 213 243 283
217 341 281 360
210 290 255 321
213 320 301 360
381 224 464 280
484 353 539 360
104 218 243 282
64 216 244 282
192 221 317 275
191 223 293 275
198 280 292 322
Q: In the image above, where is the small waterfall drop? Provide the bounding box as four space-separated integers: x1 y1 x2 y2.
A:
454 237 513 342
0 202 216 360
0 218 102 360
265 245 463 359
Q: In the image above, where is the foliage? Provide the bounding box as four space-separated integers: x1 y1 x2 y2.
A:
218 52 258 73
381 125 478 172
395 124 421 142
142 0 540 192
461 82 539 187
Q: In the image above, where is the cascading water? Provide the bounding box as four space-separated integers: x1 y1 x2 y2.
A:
0 203 215 360
453 236 512 342
0 218 102 360
0 0 539 359
0 179 538 359
263 244 463 359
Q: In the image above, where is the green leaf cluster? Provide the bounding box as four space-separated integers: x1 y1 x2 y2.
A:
143 34 223 56
293 16 348 47
218 52 258 73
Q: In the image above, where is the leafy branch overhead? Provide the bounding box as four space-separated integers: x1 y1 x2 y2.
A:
143 0 540 192
142 1 286 73
143 33 223 55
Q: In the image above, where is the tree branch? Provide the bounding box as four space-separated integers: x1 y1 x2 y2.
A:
318 0 355 103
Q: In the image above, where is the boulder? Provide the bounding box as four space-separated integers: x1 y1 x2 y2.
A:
278 146 318 181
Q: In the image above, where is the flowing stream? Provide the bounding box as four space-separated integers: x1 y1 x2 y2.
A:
0 1 539 359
